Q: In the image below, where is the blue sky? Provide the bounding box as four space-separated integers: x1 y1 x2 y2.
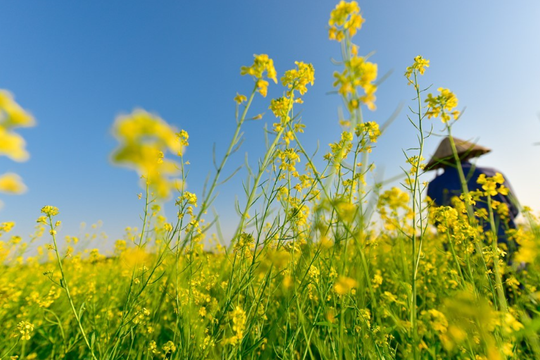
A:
1 1 539 246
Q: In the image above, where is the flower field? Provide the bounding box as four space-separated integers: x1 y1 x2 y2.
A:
1 2 539 359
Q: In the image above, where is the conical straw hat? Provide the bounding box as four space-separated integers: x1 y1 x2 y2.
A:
426 137 491 171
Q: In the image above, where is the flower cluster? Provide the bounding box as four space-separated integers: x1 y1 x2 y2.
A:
425 88 460 123
405 55 430 85
0 90 35 199
111 109 184 199
228 306 247 346
333 56 378 110
328 1 364 41
280 61 315 97
240 54 278 97
0 90 35 162
476 173 508 197
270 61 315 133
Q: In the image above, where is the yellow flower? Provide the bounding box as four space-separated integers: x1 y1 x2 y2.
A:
476 173 503 197
328 1 364 41
334 276 357 295
0 89 35 166
425 88 460 123
234 93 247 104
281 61 315 96
229 306 247 346
0 127 31 162
17 321 34 341
0 90 35 129
181 191 198 206
178 129 189 147
240 54 277 83
405 55 430 84
41 205 59 217
333 56 377 110
256 79 269 97
111 109 183 199
270 97 290 119
0 173 27 194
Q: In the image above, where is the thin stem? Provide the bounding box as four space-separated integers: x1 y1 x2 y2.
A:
47 216 98 360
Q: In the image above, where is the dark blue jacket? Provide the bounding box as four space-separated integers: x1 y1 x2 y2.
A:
427 161 519 242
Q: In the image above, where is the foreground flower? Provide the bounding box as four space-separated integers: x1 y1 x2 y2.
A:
0 90 35 161
111 109 183 198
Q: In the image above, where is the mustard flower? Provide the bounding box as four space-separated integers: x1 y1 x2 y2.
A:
334 276 358 295
270 97 290 120
328 1 364 41
240 54 277 98
0 172 27 194
234 93 247 104
228 306 247 346
405 55 430 84
355 121 381 142
0 90 35 163
17 321 34 341
477 173 506 197
41 205 59 217
181 191 198 206
0 90 35 128
425 88 460 123
178 129 189 147
111 109 183 199
281 61 315 96
333 56 377 110
0 221 15 233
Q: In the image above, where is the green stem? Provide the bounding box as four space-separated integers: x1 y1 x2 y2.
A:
47 216 98 360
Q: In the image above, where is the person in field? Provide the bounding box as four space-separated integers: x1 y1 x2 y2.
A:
426 136 520 253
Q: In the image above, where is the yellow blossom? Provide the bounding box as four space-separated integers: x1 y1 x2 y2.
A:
17 321 34 341
328 1 364 41
111 109 183 199
0 173 27 194
425 88 460 123
334 276 358 295
240 54 277 83
405 55 430 84
234 93 247 104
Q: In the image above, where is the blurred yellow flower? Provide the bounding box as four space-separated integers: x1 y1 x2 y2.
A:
17 321 34 341
0 173 27 194
333 56 377 110
41 205 59 217
111 109 183 199
0 90 35 129
334 276 357 295
234 93 247 104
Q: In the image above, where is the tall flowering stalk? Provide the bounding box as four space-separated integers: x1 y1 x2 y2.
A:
40 206 98 360
403 55 431 359
232 60 314 242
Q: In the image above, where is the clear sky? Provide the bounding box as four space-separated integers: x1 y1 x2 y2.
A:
1 1 539 246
